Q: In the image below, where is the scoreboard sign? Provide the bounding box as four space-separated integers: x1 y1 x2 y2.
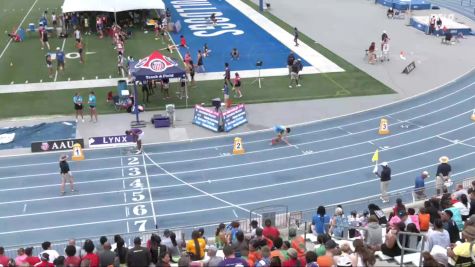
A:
192 105 220 132
223 104 248 132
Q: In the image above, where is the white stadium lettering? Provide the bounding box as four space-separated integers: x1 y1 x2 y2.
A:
195 29 244 37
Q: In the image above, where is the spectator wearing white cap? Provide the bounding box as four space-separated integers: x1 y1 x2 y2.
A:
415 171 430 200
374 162 391 203
436 156 451 195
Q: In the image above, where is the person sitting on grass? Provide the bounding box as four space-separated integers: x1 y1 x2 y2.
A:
231 48 240 60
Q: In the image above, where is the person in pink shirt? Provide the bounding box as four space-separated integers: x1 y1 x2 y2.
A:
15 248 27 265
407 208 420 230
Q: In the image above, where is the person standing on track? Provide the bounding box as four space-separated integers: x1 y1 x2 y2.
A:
374 162 391 203
59 154 76 196
126 128 144 154
271 125 291 145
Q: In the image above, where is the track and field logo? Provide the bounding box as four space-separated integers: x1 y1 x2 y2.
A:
135 51 177 72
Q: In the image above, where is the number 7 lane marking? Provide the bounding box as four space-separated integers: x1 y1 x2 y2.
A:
142 153 157 227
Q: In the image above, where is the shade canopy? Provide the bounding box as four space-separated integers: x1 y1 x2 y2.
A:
62 0 165 13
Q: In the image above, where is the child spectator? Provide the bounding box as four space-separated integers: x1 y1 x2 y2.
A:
407 208 420 230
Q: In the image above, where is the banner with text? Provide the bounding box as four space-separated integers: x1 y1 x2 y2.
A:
192 105 220 132
31 138 85 153
88 135 134 147
223 104 247 132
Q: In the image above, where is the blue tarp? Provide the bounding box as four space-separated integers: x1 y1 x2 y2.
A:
0 121 77 150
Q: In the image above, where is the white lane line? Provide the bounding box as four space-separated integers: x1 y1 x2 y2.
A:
142 153 157 226
0 175 147 192
126 221 130 233
3 140 474 219
123 192 127 203
0 165 125 180
53 38 66 82
437 135 475 148
2 79 474 164
1 120 473 196
22 204 27 213
0 0 39 60
338 127 352 134
144 152 250 214
232 209 238 218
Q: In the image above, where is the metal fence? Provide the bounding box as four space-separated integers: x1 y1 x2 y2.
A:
4 175 474 259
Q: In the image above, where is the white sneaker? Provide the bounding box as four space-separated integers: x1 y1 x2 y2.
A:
289 85 292 88
82 119 85 122
297 84 301 87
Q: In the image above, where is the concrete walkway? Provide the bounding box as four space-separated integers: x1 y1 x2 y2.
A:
1 0 474 155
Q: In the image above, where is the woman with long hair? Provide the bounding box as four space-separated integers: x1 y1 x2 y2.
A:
454 193 471 221
215 223 227 249
186 230 206 261
156 251 172 267
351 239 376 267
115 237 128 267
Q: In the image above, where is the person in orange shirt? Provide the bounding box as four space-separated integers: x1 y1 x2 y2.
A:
418 207 430 232
289 228 305 258
247 240 262 267
270 237 286 263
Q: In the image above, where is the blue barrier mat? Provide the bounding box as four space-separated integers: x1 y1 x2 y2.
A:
0 121 77 150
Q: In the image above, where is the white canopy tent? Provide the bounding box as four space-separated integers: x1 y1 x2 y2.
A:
62 0 165 18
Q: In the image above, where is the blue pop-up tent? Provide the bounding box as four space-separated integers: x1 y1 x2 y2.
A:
128 51 187 126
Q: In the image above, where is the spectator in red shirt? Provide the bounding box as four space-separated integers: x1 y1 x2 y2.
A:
36 253 54 267
64 245 81 267
283 248 306 267
262 219 280 242
0 247 9 267
24 247 41 266
81 239 100 267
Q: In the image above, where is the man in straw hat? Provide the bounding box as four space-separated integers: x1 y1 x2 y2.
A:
447 221 475 265
59 154 76 195
436 156 452 195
